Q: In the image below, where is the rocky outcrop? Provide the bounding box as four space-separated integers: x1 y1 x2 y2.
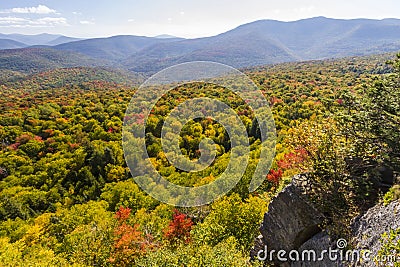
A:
350 200 400 267
259 183 324 253
251 173 400 267
292 232 340 267
251 174 327 266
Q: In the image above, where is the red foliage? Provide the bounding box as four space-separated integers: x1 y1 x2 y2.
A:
124 113 145 124
270 96 283 106
110 206 154 266
164 209 193 244
277 148 308 171
67 142 79 150
134 113 145 124
237 108 250 116
276 158 291 170
16 134 33 144
115 206 131 222
268 148 308 185
113 223 144 249
9 142 20 150
33 135 43 142
267 169 283 184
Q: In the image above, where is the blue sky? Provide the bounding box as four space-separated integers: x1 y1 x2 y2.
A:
0 0 399 38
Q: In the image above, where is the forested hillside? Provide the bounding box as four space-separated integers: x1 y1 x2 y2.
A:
0 53 399 266
0 48 102 74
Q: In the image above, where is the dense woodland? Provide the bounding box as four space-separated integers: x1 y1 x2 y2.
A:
0 53 399 266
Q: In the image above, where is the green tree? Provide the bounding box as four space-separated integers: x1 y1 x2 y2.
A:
341 54 400 173
192 194 268 250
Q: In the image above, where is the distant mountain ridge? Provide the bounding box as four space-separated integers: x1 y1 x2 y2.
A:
0 33 81 49
1 17 400 73
53 35 183 61
121 17 400 72
0 39 27 50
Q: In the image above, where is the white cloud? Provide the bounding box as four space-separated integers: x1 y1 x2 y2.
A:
34 17 68 25
0 17 28 24
128 19 135 22
80 20 95 25
72 11 82 15
0 16 68 27
0 5 57 14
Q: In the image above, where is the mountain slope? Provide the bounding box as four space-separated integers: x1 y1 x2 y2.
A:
1 17 399 73
0 66 144 88
123 17 400 72
46 36 82 46
0 33 60 46
0 33 83 46
53 35 184 61
0 39 27 50
124 32 297 72
0 48 100 73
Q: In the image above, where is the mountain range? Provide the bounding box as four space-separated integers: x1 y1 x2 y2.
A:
0 33 81 48
1 17 400 73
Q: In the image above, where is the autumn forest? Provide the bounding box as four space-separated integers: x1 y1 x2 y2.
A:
0 50 400 266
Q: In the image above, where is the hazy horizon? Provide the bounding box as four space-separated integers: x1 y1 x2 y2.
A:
0 0 399 38
1 16 400 40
